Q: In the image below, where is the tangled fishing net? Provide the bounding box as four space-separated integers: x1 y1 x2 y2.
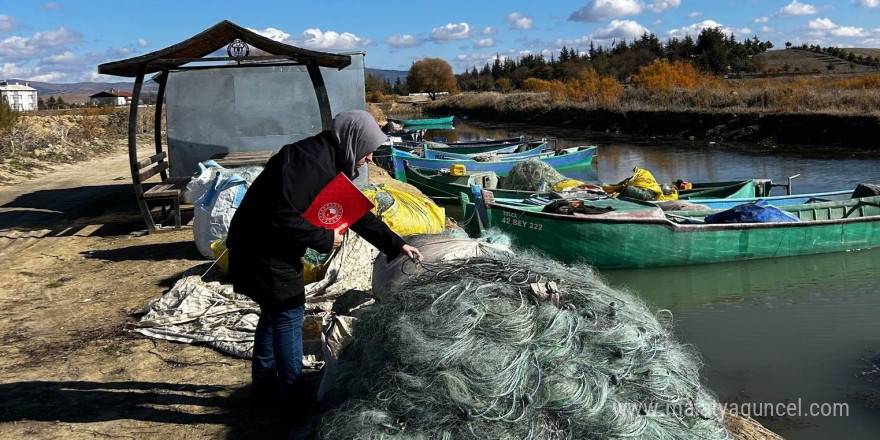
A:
500 159 567 191
316 253 730 440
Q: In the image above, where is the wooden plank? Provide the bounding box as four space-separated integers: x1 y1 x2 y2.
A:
138 161 169 182
143 177 189 198
209 150 273 167
135 151 167 170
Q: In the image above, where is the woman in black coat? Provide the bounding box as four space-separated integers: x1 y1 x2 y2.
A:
226 110 422 409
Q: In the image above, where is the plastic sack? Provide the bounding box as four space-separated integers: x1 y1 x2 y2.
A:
551 178 586 192
372 233 513 301
188 161 249 258
603 167 678 201
704 200 800 224
362 186 446 236
210 238 230 274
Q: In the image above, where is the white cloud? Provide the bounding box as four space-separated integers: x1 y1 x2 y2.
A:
482 27 498 35
853 0 880 8
473 38 496 48
801 18 870 39
861 38 880 45
386 34 422 48
247 27 290 42
666 20 751 38
0 62 65 82
291 29 374 50
754 16 769 23
648 0 681 13
430 22 479 42
505 12 533 30
832 26 869 37
777 1 818 17
38 3 61 10
569 0 644 22
248 27 374 50
0 15 16 32
760 26 774 33
688 12 703 18
806 18 836 30
41 50 77 64
137 38 149 48
651 19 664 25
592 19 650 42
0 27 81 59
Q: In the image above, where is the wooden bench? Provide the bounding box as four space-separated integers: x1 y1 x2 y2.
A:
133 151 191 232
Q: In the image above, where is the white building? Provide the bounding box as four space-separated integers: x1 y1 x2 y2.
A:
0 80 38 111
89 89 133 107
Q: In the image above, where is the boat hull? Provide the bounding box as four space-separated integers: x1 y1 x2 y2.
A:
392 146 597 182
478 197 880 269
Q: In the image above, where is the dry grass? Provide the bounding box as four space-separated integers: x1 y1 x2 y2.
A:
450 67 880 116
0 107 158 160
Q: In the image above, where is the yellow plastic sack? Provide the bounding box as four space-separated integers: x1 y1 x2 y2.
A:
363 186 446 236
302 251 333 285
552 178 586 192
211 237 332 284
210 238 230 274
602 167 678 201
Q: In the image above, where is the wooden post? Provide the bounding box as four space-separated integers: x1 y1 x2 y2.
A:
129 65 157 232
306 59 333 130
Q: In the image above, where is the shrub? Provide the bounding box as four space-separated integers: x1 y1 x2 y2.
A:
548 80 567 102
565 68 622 107
633 60 716 94
521 78 552 92
494 77 513 93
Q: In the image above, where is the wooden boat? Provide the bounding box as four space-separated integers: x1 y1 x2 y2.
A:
405 165 600 201
387 115 454 126
391 146 597 182
678 180 772 199
423 141 548 160
676 189 853 210
464 195 880 269
442 136 524 146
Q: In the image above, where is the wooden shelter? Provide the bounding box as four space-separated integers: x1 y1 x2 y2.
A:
97 20 353 232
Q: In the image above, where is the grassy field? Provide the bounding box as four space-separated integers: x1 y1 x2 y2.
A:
754 49 879 74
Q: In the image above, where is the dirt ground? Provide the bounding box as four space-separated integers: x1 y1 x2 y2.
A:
0 141 290 439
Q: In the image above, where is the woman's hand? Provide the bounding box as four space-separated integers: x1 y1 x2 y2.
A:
402 244 423 262
332 224 348 249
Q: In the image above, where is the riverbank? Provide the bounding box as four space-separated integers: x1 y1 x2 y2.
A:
423 92 880 153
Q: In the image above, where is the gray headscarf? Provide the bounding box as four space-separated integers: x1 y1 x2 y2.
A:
330 110 387 178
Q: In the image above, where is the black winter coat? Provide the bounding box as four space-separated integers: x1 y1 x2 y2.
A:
226 131 405 311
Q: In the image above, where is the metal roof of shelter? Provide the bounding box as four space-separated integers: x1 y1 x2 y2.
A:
97 20 351 77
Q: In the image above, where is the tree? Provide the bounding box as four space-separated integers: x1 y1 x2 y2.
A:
694 27 729 74
406 57 459 100
47 96 57 109
0 99 20 135
785 41 792 49
37 97 46 110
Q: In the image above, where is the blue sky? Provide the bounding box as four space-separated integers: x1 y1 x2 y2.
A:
3 0 880 83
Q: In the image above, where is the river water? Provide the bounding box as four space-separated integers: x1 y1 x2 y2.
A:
421 119 880 440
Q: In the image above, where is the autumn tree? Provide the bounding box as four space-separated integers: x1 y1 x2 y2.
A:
406 57 459 100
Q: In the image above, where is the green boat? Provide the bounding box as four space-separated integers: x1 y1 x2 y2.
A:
409 164 765 204
405 165 599 201
464 195 880 269
678 179 772 199
387 115 454 126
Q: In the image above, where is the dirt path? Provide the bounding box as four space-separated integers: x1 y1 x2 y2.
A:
0 148 284 439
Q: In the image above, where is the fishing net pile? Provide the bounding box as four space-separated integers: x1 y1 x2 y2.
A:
316 253 730 440
500 159 567 191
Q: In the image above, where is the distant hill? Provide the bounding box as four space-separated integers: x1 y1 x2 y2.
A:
755 49 880 74
8 67 407 105
365 68 408 84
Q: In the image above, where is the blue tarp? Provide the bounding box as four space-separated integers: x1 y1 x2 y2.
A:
704 200 800 224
